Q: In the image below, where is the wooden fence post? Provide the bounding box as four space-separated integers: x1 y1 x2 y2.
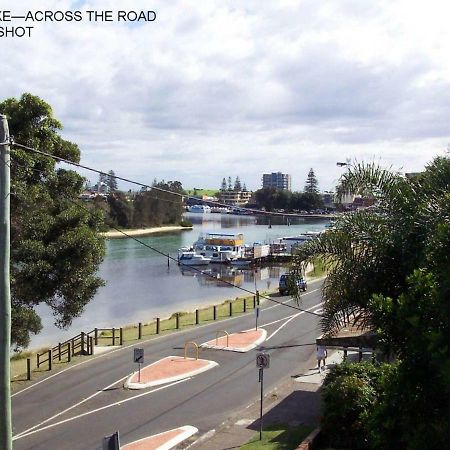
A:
112 328 115 346
156 318 160 334
176 313 180 329
48 349 52 371
213 305 217 320
94 328 98 345
90 336 94 355
253 295 256 308
243 298 247 312
195 309 199 325
58 342 62 361
26 358 31 381
229 302 232 316
81 332 85 355
36 353 40 368
138 322 142 339
67 342 71 362
71 338 75 356
119 328 123 345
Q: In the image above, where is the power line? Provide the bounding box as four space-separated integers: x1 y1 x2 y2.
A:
11 140 328 219
9 156 323 317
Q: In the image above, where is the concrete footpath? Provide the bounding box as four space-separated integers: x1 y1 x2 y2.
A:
188 351 346 450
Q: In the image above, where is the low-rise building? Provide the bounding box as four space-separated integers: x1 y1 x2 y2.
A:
218 190 253 206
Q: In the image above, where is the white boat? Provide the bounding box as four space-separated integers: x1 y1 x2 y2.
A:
230 258 253 267
187 205 212 213
192 232 246 263
178 251 211 266
277 231 322 252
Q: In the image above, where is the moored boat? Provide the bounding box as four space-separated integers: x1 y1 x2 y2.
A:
178 251 211 266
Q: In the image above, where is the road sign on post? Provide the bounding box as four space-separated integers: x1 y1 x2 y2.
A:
256 352 270 440
134 348 144 383
256 352 270 369
103 431 120 450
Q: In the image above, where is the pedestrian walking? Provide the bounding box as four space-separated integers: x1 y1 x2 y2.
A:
316 345 327 372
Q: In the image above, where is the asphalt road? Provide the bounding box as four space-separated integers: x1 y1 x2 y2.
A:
12 279 324 450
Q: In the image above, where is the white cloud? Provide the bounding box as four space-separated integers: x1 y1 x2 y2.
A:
1 0 449 191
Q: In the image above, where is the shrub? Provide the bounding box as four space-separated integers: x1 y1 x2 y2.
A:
321 361 395 449
179 219 193 227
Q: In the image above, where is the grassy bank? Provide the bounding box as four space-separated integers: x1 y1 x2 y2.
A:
240 424 313 449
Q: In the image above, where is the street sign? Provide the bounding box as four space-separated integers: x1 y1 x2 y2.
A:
103 431 120 450
134 348 144 364
256 352 270 369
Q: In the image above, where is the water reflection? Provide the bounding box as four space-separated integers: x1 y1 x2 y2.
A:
179 264 283 288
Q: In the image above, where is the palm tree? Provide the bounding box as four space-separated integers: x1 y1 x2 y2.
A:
291 158 450 337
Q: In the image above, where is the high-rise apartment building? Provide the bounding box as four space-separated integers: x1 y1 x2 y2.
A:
262 172 291 190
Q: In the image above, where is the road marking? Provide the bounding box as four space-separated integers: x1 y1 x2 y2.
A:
14 373 129 438
263 288 321 311
313 308 323 314
13 378 190 442
13 281 324 397
265 302 324 342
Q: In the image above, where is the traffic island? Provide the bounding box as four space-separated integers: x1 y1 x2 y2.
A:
200 328 267 352
121 425 198 449
124 356 218 390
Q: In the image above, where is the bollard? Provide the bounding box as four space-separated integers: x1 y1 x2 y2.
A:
229 302 232 316
343 347 348 360
112 328 115 346
119 328 123 346
176 313 180 329
58 342 62 361
138 322 142 339
94 328 98 345
81 332 85 355
213 305 217 321
195 309 199 325
27 358 31 381
67 342 71 362
253 295 256 309
167 254 170 268
156 317 160 334
243 298 247 312
48 349 52 371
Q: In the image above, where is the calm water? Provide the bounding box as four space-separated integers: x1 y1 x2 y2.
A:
31 214 329 348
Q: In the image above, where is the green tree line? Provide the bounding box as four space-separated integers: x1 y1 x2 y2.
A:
98 181 185 229
253 187 325 211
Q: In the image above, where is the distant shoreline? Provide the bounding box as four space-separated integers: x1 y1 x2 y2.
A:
100 225 193 239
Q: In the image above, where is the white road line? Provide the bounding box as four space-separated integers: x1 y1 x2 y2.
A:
263 288 321 311
13 281 324 397
14 373 129 438
265 302 324 342
13 378 190 442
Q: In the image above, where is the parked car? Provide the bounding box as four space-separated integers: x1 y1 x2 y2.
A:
278 274 307 295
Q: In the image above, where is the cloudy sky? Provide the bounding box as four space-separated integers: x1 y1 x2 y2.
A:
1 0 450 191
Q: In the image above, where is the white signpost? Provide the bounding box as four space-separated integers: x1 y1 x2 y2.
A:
256 352 270 440
133 348 144 382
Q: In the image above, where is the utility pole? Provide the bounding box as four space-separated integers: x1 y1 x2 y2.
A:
0 114 12 450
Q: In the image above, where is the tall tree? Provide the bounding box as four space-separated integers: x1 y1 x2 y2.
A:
234 176 242 191
304 168 319 193
1 93 105 347
227 176 233 191
221 177 227 191
107 170 118 192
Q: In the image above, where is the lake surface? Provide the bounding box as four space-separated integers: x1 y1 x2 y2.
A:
31 214 329 348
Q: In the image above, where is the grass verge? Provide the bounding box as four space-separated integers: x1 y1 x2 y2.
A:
240 424 313 450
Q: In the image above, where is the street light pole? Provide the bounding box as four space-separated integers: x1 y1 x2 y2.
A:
0 114 12 450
